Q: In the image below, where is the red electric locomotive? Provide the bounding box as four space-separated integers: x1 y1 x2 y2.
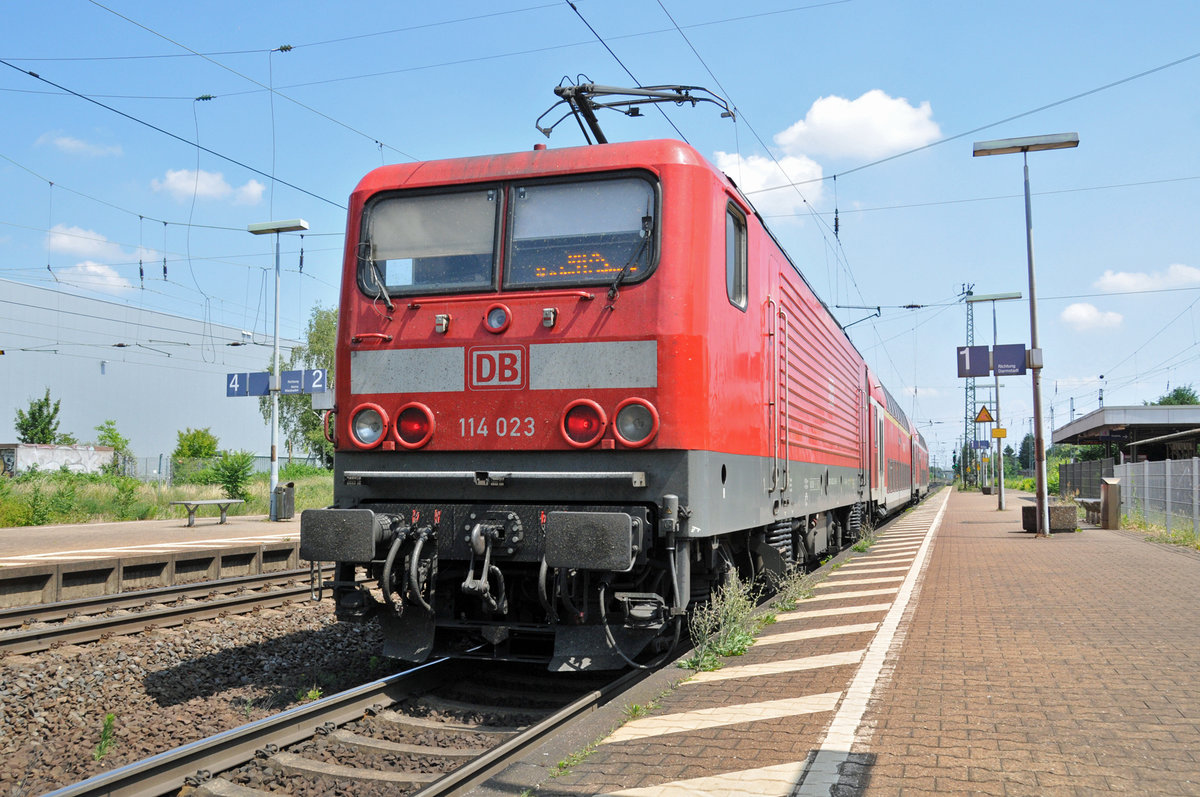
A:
301 138 928 670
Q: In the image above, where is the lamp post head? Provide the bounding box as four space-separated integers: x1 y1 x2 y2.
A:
973 133 1078 157
248 219 309 235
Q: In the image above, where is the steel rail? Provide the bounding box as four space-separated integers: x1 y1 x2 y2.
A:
1 584 314 655
0 568 323 630
411 666 649 796
40 658 451 797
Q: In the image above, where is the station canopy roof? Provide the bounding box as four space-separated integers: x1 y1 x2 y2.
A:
1053 405 1200 451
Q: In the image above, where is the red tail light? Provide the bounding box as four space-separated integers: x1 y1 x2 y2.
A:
561 400 607 448
395 403 435 449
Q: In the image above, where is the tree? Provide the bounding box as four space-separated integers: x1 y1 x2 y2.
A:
14 388 73 445
94 419 132 475
173 427 219 459
1018 433 1035 471
258 306 337 466
1150 384 1199 406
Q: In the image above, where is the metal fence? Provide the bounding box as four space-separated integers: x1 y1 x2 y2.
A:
1058 458 1115 500
130 455 324 484
1115 458 1200 540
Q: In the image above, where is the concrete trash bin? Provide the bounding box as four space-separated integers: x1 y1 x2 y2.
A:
1021 504 1078 533
275 481 295 520
1100 477 1121 530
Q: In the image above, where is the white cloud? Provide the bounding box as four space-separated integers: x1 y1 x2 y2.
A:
235 179 266 205
1093 263 1200 293
774 89 941 161
151 168 263 205
36 131 122 157
1061 303 1122 331
48 224 124 261
59 262 134 295
714 151 823 217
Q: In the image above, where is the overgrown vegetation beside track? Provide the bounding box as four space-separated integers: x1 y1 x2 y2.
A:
0 465 332 527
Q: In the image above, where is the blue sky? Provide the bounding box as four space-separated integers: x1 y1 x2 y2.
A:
2 0 1198 467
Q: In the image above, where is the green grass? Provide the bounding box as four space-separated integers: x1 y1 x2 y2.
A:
0 469 333 527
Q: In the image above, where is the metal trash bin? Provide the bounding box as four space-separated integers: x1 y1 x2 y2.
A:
275 481 295 520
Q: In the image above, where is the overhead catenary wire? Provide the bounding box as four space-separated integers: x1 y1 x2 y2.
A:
85 0 418 163
0 58 345 210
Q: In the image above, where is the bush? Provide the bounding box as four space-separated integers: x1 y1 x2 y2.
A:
214 451 255 501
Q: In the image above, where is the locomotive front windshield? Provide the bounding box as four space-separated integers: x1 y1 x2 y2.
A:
504 177 656 289
359 175 656 297
362 188 500 296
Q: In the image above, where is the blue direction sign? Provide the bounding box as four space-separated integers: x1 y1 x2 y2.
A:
226 369 327 397
993 343 1027 376
956 345 990 378
247 372 270 396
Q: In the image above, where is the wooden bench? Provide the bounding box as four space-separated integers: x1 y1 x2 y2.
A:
169 499 245 527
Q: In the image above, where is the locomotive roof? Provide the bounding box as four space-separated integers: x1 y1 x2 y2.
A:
350 138 888 416
351 138 720 195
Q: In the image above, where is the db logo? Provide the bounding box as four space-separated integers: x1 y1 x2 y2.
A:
468 347 526 390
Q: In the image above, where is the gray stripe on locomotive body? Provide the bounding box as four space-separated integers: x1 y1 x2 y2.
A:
334 448 862 539
351 348 465 393
528 340 658 390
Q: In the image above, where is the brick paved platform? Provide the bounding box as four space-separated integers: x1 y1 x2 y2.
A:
481 488 1200 796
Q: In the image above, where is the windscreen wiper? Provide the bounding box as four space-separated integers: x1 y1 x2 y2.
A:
607 214 653 304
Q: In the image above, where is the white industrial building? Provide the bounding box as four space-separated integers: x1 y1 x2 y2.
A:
0 279 300 474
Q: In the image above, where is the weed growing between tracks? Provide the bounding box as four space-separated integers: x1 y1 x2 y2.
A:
92 713 117 761
679 573 768 672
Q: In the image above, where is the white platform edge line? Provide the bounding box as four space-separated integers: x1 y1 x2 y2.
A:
793 488 950 796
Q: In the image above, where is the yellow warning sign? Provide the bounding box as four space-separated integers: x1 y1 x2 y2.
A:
974 406 995 423
992 428 1007 438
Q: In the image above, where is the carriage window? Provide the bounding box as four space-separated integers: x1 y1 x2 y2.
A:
360 189 499 296
726 204 747 309
505 177 656 289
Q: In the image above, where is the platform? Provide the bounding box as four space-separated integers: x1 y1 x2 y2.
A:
0 514 301 606
486 488 1200 796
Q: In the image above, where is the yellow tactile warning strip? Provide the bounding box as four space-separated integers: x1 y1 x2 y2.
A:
775 602 893 621
754 622 880 646
801 586 899 602
562 490 952 797
683 649 866 684
602 692 842 744
603 761 809 797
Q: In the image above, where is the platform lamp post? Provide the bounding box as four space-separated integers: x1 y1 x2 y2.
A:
973 133 1078 537
248 218 309 521
967 292 1022 511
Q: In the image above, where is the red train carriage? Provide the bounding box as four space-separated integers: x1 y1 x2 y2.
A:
301 139 920 670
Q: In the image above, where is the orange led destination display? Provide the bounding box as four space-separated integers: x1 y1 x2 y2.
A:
534 252 639 280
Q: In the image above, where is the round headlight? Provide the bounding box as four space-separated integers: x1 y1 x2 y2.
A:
351 405 386 448
614 398 659 447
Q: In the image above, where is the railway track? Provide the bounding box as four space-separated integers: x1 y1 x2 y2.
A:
0 568 327 655
44 658 644 797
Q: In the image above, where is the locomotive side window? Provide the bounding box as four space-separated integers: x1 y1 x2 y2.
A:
360 189 499 296
726 204 748 310
505 177 656 289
